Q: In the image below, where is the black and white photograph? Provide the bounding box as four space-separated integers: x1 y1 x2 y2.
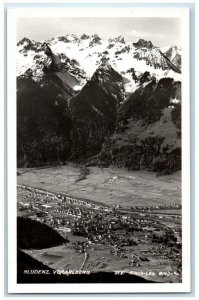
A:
6 5 192 294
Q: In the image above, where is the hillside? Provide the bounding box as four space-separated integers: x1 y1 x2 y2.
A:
69 64 121 159
100 78 181 174
17 217 66 249
17 75 72 167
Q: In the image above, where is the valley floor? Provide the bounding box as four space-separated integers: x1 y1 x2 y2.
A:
17 165 181 207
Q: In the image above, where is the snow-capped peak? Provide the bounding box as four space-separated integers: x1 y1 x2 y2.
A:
80 34 90 40
133 39 153 49
108 35 125 44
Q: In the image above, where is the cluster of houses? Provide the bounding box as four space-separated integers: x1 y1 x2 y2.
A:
130 203 181 212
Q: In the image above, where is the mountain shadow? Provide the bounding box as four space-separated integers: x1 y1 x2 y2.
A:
17 75 72 167
70 80 118 159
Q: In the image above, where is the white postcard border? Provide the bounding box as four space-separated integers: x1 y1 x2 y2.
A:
7 6 191 294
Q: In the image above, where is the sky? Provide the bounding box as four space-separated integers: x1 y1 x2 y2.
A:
17 17 181 47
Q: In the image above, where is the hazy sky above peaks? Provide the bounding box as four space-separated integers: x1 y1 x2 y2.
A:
17 17 181 48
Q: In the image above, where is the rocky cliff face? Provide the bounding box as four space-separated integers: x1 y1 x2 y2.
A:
162 46 181 72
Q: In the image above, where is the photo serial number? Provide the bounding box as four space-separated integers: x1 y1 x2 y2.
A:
115 270 179 277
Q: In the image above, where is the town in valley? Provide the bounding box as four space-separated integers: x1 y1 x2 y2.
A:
17 166 182 283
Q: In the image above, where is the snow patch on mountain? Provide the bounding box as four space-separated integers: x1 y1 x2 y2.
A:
170 98 181 104
17 35 182 93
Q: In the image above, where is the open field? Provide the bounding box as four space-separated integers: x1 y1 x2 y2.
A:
23 239 180 283
17 165 181 207
24 244 85 270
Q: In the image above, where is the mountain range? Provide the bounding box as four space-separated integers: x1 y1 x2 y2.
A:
17 34 181 174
